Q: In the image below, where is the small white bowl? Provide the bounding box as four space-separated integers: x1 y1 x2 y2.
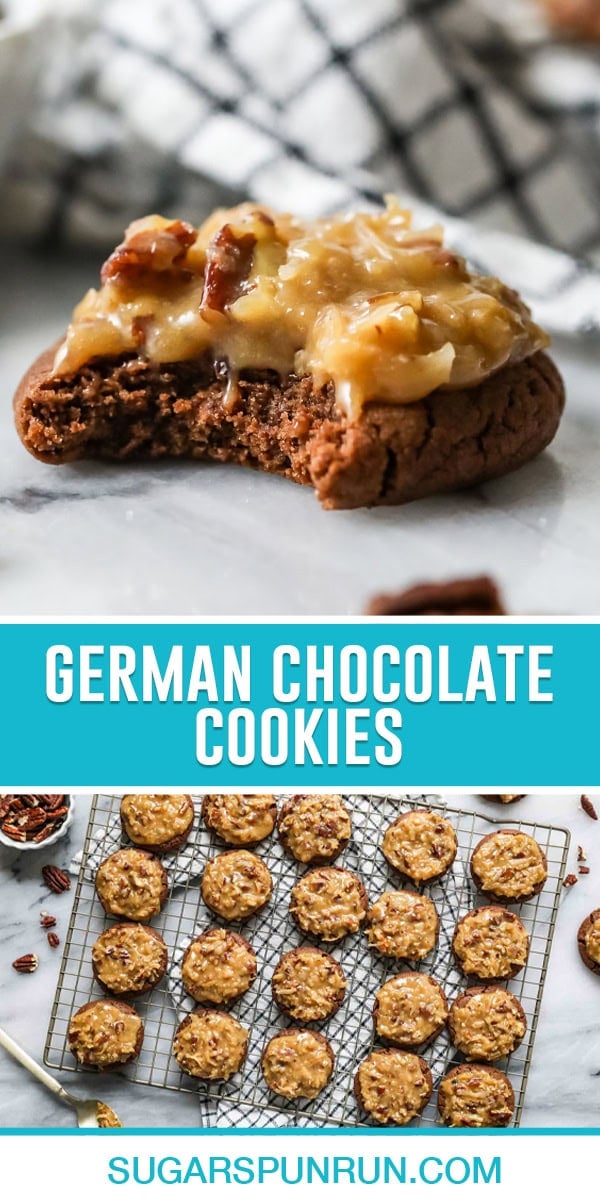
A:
0 795 75 850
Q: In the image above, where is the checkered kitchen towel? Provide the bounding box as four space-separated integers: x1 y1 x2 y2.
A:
5 0 600 333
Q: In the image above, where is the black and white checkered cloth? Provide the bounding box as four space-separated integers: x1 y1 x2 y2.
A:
5 0 600 333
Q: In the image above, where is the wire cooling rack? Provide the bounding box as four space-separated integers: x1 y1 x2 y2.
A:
44 793 569 1128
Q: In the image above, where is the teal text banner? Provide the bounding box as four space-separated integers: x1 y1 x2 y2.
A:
0 621 594 787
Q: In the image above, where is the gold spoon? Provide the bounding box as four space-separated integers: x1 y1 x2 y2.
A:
0 1025 122 1127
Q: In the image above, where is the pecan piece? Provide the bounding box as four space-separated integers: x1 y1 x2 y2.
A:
562 873 578 888
12 954 39 974
1 822 26 842
40 912 57 928
365 575 506 616
47 932 60 949
581 795 598 820
578 845 587 862
579 865 591 875
42 865 71 894
201 224 257 315
101 219 196 285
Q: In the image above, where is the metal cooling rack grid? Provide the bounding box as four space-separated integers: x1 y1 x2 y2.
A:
44 793 570 1128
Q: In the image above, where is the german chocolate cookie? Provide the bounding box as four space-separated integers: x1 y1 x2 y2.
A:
438 1064 514 1127
271 946 347 1021
382 809 457 884
14 202 564 511
201 850 273 921
173 1010 248 1080
373 973 448 1049
68 999 144 1068
201 794 277 846
261 1030 334 1099
577 910 600 975
120 794 194 853
448 986 527 1061
470 829 547 903
95 848 169 921
92 923 168 995
354 1049 432 1125
366 890 439 960
181 929 257 1005
453 906 529 981
277 794 351 864
289 866 368 942
366 575 505 616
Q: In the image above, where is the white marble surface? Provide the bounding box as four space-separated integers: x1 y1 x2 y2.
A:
0 792 598 1129
2 243 600 616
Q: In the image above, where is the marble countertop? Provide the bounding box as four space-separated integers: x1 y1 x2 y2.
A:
3 243 600 617
0 792 598 1129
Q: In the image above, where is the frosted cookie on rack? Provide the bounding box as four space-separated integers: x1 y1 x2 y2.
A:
120 794 195 853
181 929 257 1005
470 829 547 903
381 809 457 884
68 999 144 1068
577 909 600 976
173 1010 248 1080
92 923 168 996
277 794 351 864
453 906 529 981
201 794 277 846
354 1049 432 1125
289 866 368 942
438 1064 514 1127
261 1030 334 1099
448 986 527 1061
95 847 169 921
373 973 448 1050
271 946 347 1021
366 890 439 960
201 850 273 921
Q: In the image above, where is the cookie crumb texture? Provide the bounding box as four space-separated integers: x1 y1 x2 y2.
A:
448 986 527 1060
354 1049 432 1125
120 794 194 853
453 906 530 981
68 999 144 1068
277 794 351 864
14 350 564 510
290 867 368 942
181 929 257 1005
366 890 439 960
261 1030 334 1099
92 923 168 995
373 972 448 1049
173 1010 248 1080
202 794 277 846
382 810 457 883
271 946 347 1021
470 829 547 902
201 850 273 921
438 1064 515 1127
95 848 169 921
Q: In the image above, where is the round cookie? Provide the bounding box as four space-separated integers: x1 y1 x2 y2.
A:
95 848 169 921
92 923 168 996
453 906 529 981
120 794 195 853
201 850 273 921
173 1009 249 1080
68 999 144 1068
482 795 526 804
448 986 527 1061
202 794 277 846
261 1029 334 1099
470 829 547 903
438 1064 515 1127
373 972 448 1049
366 890 439 960
354 1049 432 1125
577 909 600 976
272 946 347 1021
289 866 368 942
181 929 257 1005
277 794 351 864
382 810 457 884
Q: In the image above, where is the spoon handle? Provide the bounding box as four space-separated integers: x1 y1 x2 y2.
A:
0 1025 72 1104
